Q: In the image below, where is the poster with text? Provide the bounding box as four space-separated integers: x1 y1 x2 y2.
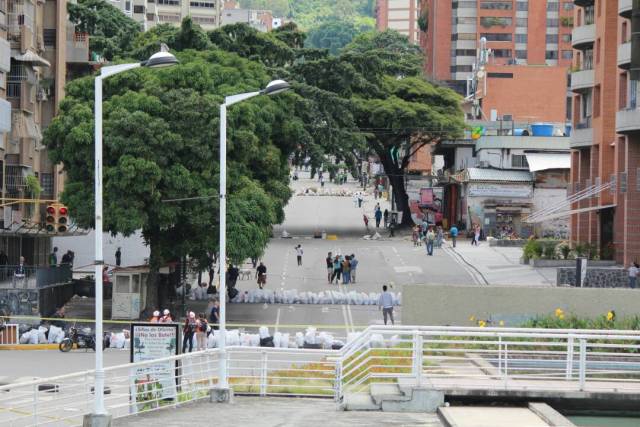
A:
129 323 179 413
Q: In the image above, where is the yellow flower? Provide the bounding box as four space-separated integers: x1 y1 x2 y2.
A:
499 320 505 326
478 320 487 328
607 311 615 321
555 308 564 318
558 313 565 320
469 316 476 322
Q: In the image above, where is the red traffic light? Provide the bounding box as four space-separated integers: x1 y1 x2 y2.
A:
46 206 55 215
59 207 68 215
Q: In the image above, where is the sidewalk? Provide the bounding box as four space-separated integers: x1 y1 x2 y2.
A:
114 397 443 427
444 240 557 286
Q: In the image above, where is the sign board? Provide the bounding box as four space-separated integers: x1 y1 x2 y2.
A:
576 257 588 287
420 188 434 205
129 323 179 413
468 183 532 199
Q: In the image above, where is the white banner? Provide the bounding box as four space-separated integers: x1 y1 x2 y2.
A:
468 183 532 198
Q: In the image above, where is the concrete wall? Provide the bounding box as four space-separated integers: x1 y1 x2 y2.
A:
557 267 628 287
402 284 640 326
533 187 569 238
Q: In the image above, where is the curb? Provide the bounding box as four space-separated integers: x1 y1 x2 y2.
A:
0 343 75 350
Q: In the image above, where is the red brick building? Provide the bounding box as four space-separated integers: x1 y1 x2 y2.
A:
570 0 640 266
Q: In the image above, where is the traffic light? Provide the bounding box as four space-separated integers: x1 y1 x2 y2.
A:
45 204 69 233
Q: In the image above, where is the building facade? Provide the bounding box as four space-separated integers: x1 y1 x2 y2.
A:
569 0 640 266
376 0 422 44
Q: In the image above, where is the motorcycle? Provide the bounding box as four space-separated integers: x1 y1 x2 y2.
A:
59 324 106 352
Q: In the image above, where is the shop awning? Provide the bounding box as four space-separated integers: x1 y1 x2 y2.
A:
13 49 51 67
525 152 571 172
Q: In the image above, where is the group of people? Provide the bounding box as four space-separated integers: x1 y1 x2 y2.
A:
326 252 359 285
49 247 75 268
149 309 174 323
181 311 209 353
411 222 462 254
363 204 390 231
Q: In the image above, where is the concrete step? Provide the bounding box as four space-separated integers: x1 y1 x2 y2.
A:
341 392 380 411
397 377 419 395
380 388 444 413
370 383 411 405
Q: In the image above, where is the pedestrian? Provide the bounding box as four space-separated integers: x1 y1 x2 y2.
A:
295 244 303 266
421 218 429 238
227 265 239 289
326 252 333 283
425 227 435 256
209 299 220 330
473 224 481 246
383 209 389 228
358 194 364 208
160 309 173 322
320 176 325 188
629 262 639 289
377 184 384 199
102 266 111 287
378 285 394 325
14 256 26 278
375 207 382 228
256 262 267 289
332 255 342 284
251 257 258 268
196 313 208 351
350 254 358 284
436 226 444 248
363 214 369 231
412 226 420 247
49 247 58 267
149 310 160 323
115 247 122 267
182 312 197 353
50 306 66 328
342 256 351 284
60 250 72 267
450 224 459 248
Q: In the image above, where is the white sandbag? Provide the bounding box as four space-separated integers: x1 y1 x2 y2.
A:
124 338 131 349
227 329 240 346
369 333 384 348
240 333 252 347
317 331 327 346
323 334 334 349
249 334 260 347
299 292 308 304
280 333 289 348
207 332 217 348
304 327 317 345
37 326 48 344
111 332 125 349
273 332 282 348
48 325 62 344
295 332 304 348
259 326 270 339
20 331 30 344
397 292 402 306
291 290 300 304
268 291 275 304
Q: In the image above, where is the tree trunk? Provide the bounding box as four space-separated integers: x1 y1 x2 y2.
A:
144 234 162 316
379 152 413 227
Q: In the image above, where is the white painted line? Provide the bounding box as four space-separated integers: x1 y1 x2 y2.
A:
275 307 281 333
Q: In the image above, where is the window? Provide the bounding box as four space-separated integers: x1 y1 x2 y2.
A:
125 1 131 11
454 16 475 25
481 33 512 41
455 49 476 56
546 34 558 43
492 49 512 58
516 18 527 27
546 18 558 27
561 34 571 43
593 85 600 118
480 16 512 28
133 5 144 13
516 0 527 10
480 1 512 9
545 50 558 59
584 5 595 25
451 33 477 40
547 1 558 11
40 174 53 197
515 34 527 43
43 29 56 47
622 21 628 43
596 38 601 63
512 155 529 168
619 72 628 110
192 16 216 24
146 13 156 20
453 1 478 8
450 65 473 73
563 2 573 11
561 50 573 59
190 1 215 7
515 50 527 59
158 13 180 21
488 72 514 78
158 0 179 5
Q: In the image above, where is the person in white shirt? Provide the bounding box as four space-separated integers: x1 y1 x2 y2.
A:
629 262 639 289
295 244 304 266
378 285 395 325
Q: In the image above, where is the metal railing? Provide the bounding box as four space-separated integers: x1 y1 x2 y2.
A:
2 325 640 425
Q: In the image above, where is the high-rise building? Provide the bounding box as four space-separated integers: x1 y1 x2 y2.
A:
569 0 640 266
376 0 422 44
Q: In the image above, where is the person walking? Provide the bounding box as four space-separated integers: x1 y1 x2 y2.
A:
326 252 333 283
436 226 444 248
256 262 267 289
472 224 481 246
425 227 435 256
412 226 420 247
182 312 197 353
350 254 358 284
49 247 58 267
342 256 351 285
449 224 459 248
295 244 304 266
629 262 639 289
115 247 122 267
383 209 389 228
363 214 369 231
196 313 208 351
378 285 395 325
209 300 220 330
374 207 382 228
332 255 342 284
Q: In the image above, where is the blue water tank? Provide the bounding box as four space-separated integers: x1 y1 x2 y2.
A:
513 129 525 136
531 123 554 136
565 124 572 136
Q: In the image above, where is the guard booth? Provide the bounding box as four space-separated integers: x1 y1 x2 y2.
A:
111 266 149 320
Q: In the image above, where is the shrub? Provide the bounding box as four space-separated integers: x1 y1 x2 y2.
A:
555 241 571 260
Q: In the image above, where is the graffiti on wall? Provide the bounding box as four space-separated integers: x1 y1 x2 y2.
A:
0 289 39 316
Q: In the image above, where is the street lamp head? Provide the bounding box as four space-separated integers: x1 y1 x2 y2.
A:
262 79 290 96
145 44 179 68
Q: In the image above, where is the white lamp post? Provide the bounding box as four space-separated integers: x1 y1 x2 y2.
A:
88 45 178 425
217 79 290 396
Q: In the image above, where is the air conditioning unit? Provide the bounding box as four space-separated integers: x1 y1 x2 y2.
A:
479 161 490 168
502 114 513 122
36 88 48 101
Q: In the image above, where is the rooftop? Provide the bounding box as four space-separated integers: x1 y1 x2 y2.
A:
476 136 571 151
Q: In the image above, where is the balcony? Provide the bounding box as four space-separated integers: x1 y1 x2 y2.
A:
619 0 632 18
574 0 594 7
618 42 631 69
571 119 593 148
66 32 89 63
571 69 595 91
572 24 595 48
617 108 640 134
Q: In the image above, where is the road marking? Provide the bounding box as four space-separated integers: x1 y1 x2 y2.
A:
275 307 281 333
393 266 422 274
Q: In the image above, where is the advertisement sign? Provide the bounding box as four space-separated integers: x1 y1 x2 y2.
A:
420 188 434 205
468 183 532 199
129 323 179 413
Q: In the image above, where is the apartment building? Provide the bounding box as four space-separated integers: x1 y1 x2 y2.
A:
376 0 421 43
0 0 89 266
569 0 640 265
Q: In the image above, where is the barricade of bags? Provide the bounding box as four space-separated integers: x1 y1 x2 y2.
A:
227 289 401 306
18 324 65 344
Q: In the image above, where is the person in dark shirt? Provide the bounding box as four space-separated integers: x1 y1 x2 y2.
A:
256 262 267 289
115 247 122 267
227 265 239 289
325 252 333 283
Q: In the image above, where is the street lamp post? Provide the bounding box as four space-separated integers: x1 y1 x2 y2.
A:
86 45 178 426
216 80 290 398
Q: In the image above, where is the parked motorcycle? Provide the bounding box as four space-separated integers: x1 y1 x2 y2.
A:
59 324 106 352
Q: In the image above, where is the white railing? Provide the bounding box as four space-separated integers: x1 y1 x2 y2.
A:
0 323 19 344
2 325 640 425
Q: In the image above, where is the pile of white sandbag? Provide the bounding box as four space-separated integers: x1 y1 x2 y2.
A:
18 324 65 345
108 330 131 349
229 289 401 306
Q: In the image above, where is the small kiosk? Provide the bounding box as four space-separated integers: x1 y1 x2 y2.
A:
111 266 149 320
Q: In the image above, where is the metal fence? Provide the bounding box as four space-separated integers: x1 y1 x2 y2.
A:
2 325 640 425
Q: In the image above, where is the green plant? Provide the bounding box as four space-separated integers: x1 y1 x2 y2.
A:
555 241 571 260
25 175 42 198
560 16 573 27
417 9 428 32
543 244 555 259
523 239 541 259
